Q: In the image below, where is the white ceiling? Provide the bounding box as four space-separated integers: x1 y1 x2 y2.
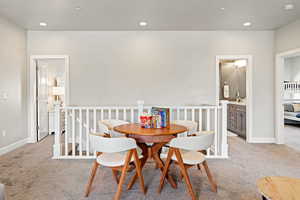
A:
0 0 299 30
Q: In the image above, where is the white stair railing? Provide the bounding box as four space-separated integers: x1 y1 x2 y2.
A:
53 101 228 159
284 81 300 93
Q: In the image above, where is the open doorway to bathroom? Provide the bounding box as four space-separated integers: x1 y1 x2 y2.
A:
216 55 253 143
28 55 69 143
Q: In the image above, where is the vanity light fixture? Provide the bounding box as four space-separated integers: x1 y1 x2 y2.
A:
234 60 247 68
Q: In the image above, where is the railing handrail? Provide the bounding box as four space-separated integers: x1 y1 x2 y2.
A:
62 104 221 110
53 100 228 159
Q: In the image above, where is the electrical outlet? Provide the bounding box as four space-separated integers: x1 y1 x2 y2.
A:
2 130 6 137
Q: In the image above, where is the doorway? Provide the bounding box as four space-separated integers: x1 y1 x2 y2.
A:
275 49 300 149
216 55 253 143
28 55 69 143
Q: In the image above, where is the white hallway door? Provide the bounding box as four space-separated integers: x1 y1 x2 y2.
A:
36 61 49 141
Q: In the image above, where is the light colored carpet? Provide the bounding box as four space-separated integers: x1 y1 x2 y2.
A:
284 125 300 151
0 136 300 200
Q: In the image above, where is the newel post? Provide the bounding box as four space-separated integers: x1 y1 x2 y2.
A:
137 100 144 123
53 103 61 159
220 100 229 157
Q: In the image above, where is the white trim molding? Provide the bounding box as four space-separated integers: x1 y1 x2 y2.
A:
216 55 254 143
275 48 300 144
0 138 29 156
249 137 276 144
28 55 70 143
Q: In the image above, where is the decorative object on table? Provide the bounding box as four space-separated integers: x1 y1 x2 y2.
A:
140 114 153 128
151 107 170 128
151 114 162 128
139 107 170 129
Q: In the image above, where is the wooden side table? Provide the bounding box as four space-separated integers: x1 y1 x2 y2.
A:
257 176 300 200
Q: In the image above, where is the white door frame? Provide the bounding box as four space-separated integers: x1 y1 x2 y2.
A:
28 55 70 143
275 48 300 144
216 55 253 143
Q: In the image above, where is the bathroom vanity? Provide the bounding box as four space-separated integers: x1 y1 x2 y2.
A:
227 102 246 139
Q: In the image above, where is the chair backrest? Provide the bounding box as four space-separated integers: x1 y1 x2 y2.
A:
172 120 198 137
169 132 214 151
100 120 129 137
96 122 110 136
90 134 137 153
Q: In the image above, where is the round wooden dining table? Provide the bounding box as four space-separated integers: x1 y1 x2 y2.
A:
114 123 188 190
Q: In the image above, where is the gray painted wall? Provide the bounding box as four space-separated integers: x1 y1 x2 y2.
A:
284 56 300 81
275 19 300 53
220 63 246 100
0 16 27 148
27 30 275 139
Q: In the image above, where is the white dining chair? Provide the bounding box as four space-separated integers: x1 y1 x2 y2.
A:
85 134 146 200
158 132 217 200
160 120 198 159
172 120 198 137
100 119 129 137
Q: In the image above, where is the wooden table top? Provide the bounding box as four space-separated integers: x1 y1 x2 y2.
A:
257 176 300 200
114 123 187 136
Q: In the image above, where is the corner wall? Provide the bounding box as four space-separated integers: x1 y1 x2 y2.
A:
275 19 300 53
0 16 27 151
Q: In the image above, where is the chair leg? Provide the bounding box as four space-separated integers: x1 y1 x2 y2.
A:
114 150 133 200
127 143 148 190
202 161 217 192
112 169 119 184
85 161 99 197
174 149 197 200
197 164 203 173
133 149 146 194
179 170 184 181
158 148 174 193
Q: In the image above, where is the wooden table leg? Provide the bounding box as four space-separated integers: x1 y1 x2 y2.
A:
128 142 177 190
151 143 177 189
152 145 177 189
127 143 149 190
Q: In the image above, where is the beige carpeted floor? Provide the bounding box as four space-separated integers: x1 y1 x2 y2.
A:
284 125 300 151
1 136 300 200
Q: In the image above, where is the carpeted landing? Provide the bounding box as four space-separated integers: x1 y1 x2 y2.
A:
0 136 300 200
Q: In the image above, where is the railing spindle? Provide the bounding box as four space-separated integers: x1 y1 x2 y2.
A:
79 109 82 156
72 109 75 156
86 109 90 156
64 109 68 156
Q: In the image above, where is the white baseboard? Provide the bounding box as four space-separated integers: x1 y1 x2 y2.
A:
27 136 37 143
248 137 276 143
0 138 29 156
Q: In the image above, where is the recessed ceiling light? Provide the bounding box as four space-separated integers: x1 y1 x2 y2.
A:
243 22 252 27
220 7 225 10
39 22 47 27
75 6 81 10
139 21 147 27
284 4 295 10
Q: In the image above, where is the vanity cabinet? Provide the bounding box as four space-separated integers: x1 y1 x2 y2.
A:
227 104 246 139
